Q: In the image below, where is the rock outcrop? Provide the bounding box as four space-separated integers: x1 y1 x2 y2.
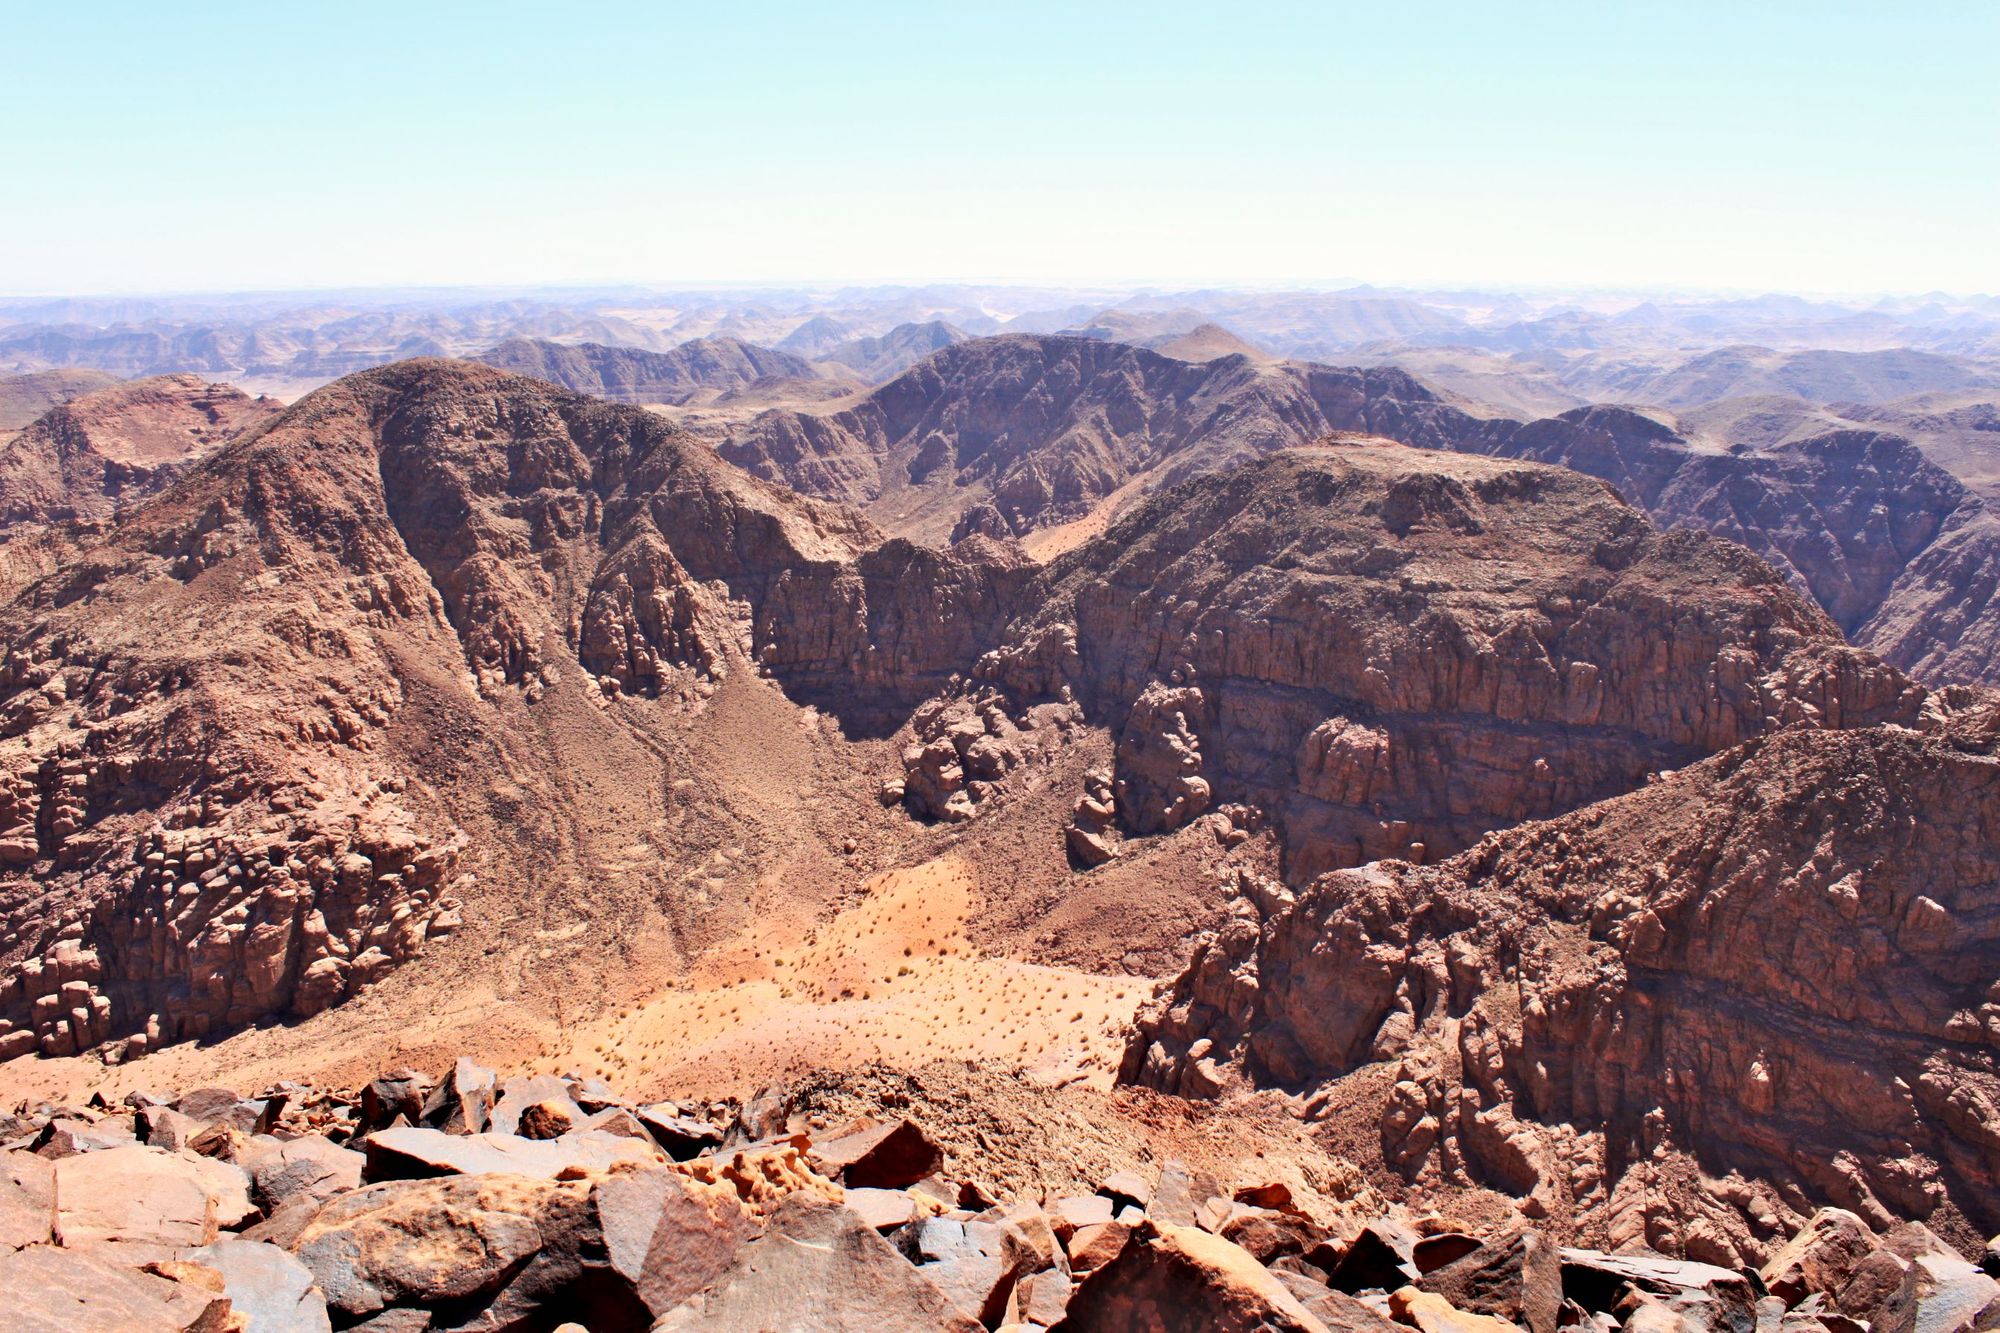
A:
0 374 280 527
713 333 2000 689
0 360 1022 1057
11 1063 1991 1332
1127 713 2000 1246
965 441 1925 878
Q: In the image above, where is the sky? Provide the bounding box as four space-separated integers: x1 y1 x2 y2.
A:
6 1 1997 297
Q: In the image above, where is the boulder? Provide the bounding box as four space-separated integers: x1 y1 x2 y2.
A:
808 1118 943 1188
186 1237 332 1332
1762 1210 1883 1307
894 1214 1049 1324
1419 1227 1562 1333
293 1174 565 1323
361 1125 657 1180
846 1186 921 1231
517 1098 576 1140
1559 1249 1758 1331
1051 1193 1117 1239
1330 1221 1427 1293
53 1144 223 1248
487 1074 579 1136
1068 1220 1134 1271
417 1058 496 1135
358 1072 431 1134
1011 1267 1076 1326
1390 1285 1525 1333
0 1242 234 1332
634 1105 723 1160
137 1107 206 1154
1099 1169 1152 1212
248 1135 366 1211
590 1164 758 1320
653 1196 982 1331
1055 1220 1333 1331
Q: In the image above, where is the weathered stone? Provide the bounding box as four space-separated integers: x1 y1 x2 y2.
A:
0 1165 52 1250
1392 1286 1525 1333
187 1237 332 1333
1055 1220 1332 1331
292 1174 573 1321
487 1075 579 1137
0 1242 234 1332
1763 1210 1883 1307
846 1186 921 1231
53 1144 221 1248
1068 1220 1134 1271
634 1106 723 1160
137 1106 206 1154
1330 1221 1426 1294
808 1117 943 1188
1560 1249 1758 1331
1010 1267 1075 1326
653 1196 983 1331
361 1125 657 1181
1098 1169 1152 1212
417 1058 495 1135
1420 1227 1562 1333
359 1073 431 1134
248 1135 365 1211
516 1098 576 1141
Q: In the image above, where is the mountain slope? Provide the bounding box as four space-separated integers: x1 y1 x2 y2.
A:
477 336 819 405
0 360 1024 1062
715 334 1480 542
0 373 280 527
1129 711 2000 1241
718 333 2000 686
918 441 1923 881
0 368 122 433
814 320 967 383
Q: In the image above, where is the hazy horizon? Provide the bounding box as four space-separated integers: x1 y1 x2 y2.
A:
11 1 1997 296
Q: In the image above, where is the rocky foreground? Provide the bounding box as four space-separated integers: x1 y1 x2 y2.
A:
4 1061 1999 1332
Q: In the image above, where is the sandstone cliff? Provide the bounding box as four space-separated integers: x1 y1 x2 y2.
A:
913 442 1926 880
0 374 280 527
0 360 1020 1061
1126 712 2000 1246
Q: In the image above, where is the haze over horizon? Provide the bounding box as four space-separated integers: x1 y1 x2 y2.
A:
10 0 1997 296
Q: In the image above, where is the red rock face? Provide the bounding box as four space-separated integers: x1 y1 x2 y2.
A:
0 373 281 527
967 442 1925 878
1126 714 2000 1246
0 360 1022 1058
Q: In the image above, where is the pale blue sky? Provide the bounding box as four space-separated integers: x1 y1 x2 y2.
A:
6 1 1996 296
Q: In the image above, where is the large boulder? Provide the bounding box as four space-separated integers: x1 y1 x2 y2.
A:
1055 1220 1333 1331
186 1237 332 1333
0 1242 234 1332
53 1144 238 1249
653 1195 982 1331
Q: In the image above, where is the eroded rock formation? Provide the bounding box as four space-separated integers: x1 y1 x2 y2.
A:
1127 712 2000 1246
961 442 1926 878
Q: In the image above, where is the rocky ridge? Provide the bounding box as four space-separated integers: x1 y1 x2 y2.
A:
10 1060 1997 1331
707 333 2000 687
0 374 281 528
0 360 1021 1063
477 336 819 405
904 442 1927 880
1128 712 2000 1252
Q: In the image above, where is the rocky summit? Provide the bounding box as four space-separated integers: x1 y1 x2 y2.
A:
0 349 1995 1329
10 1060 1998 1332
